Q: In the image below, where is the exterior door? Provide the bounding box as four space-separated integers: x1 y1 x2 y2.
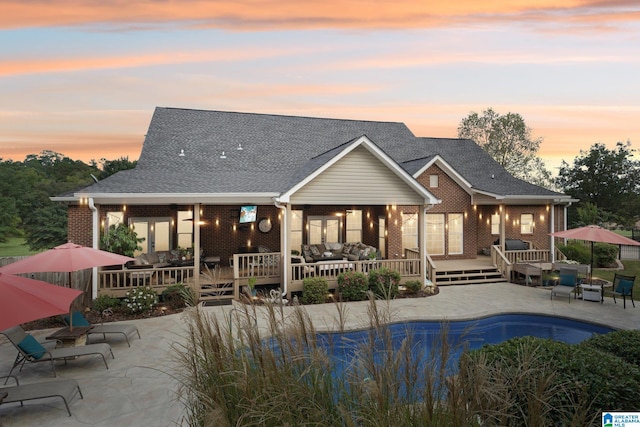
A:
130 217 171 255
308 216 341 245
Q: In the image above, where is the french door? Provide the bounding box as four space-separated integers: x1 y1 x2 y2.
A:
308 216 341 245
130 217 172 255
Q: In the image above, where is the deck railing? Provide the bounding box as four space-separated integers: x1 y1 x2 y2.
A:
98 266 194 298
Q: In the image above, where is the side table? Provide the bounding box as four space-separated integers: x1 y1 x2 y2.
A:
46 326 94 347
580 283 602 302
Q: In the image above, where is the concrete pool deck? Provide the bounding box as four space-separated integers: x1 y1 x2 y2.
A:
1 282 639 426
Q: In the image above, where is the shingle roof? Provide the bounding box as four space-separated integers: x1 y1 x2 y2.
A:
84 107 565 199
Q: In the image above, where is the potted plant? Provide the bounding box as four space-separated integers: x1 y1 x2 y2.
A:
246 277 257 297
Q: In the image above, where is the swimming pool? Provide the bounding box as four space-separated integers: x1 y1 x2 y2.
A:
315 313 614 377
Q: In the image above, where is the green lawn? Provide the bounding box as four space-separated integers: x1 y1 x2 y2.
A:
0 237 38 257
593 260 640 301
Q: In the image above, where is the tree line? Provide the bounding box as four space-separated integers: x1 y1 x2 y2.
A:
0 151 136 250
1 110 638 251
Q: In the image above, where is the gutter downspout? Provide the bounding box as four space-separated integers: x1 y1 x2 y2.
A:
88 197 99 300
273 198 288 298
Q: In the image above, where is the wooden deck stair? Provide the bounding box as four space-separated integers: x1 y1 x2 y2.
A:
434 258 508 286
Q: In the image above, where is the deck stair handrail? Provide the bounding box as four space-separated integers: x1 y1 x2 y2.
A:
491 245 512 279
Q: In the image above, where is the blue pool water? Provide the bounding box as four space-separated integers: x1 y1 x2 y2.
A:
315 314 614 377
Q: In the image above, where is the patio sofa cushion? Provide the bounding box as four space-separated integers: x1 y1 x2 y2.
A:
301 242 379 262
128 250 172 269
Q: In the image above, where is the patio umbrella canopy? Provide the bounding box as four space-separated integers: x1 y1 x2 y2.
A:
0 242 134 330
0 242 134 275
550 225 640 280
0 272 82 331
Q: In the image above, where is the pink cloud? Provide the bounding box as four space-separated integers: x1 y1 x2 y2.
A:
1 1 638 31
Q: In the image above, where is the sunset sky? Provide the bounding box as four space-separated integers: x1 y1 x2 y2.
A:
1 1 639 173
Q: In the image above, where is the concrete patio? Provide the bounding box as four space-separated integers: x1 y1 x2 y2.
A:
1 282 639 426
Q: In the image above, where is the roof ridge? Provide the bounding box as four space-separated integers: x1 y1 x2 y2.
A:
156 106 408 127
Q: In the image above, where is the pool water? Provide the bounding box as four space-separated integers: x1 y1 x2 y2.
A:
315 314 614 378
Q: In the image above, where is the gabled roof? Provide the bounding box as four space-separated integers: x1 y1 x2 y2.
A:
75 107 568 203
402 138 566 199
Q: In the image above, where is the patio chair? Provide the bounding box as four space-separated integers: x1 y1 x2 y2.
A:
0 376 83 417
605 273 636 309
550 266 579 303
62 311 140 347
0 325 114 377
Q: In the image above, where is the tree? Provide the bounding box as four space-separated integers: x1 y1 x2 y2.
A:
98 157 137 179
556 141 640 227
457 107 552 188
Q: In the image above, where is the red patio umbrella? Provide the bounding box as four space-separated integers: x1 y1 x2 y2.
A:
0 272 82 331
0 242 134 275
550 225 640 281
0 242 134 329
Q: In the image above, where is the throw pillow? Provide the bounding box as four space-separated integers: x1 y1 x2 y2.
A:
310 245 321 257
18 335 46 360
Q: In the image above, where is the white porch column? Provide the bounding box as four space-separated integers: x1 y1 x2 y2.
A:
500 204 506 253
194 203 201 290
550 204 555 262
89 198 99 300
419 205 427 285
279 203 290 297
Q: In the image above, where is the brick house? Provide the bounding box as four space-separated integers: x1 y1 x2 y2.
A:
56 107 573 300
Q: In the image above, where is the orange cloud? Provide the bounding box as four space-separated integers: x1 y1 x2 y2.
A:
0 47 301 77
1 0 637 31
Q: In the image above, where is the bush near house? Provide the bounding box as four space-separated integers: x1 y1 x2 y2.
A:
558 242 619 267
581 329 640 366
368 267 401 299
404 280 422 294
92 295 122 313
337 271 369 301
301 277 329 304
466 334 640 424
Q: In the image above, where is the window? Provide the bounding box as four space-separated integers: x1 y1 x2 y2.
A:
429 174 439 188
402 213 418 251
105 212 124 229
426 214 445 255
491 213 500 235
346 210 362 243
290 210 303 252
378 216 386 258
177 210 193 249
448 213 463 255
521 214 534 234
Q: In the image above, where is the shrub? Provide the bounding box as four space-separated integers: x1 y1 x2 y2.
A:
337 271 368 301
557 242 591 264
368 267 401 299
161 283 195 309
593 242 618 267
467 336 640 424
301 277 328 304
404 280 422 294
123 286 158 313
92 295 121 313
580 329 640 366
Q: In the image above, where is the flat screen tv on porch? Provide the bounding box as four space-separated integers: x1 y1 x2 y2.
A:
239 205 257 223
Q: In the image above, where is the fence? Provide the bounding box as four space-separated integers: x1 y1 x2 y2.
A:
0 256 93 307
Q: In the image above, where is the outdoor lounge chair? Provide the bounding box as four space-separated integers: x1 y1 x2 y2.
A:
605 273 636 309
62 311 140 347
0 376 82 417
550 266 579 303
1 325 114 377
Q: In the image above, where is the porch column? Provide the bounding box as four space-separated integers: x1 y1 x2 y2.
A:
419 205 427 285
89 198 99 300
550 204 555 262
500 204 506 253
194 203 201 291
279 202 290 297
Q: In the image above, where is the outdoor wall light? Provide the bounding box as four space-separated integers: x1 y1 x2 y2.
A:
220 151 227 159
179 149 185 157
237 144 243 150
